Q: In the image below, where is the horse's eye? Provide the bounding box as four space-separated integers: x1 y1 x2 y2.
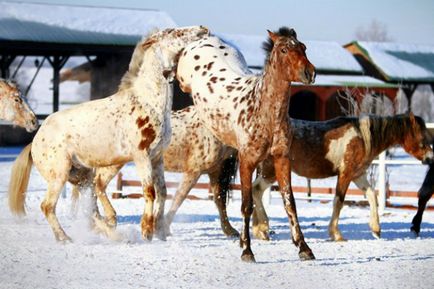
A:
281 48 288 54
14 98 19 102
420 143 424 148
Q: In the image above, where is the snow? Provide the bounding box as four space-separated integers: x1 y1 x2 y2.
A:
0 2 176 37
1 150 434 289
354 41 434 81
219 33 363 73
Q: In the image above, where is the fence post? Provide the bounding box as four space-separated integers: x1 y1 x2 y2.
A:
378 151 387 213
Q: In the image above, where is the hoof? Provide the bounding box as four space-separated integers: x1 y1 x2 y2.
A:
254 230 270 241
106 217 117 228
56 234 72 243
410 226 420 237
241 251 256 263
371 230 381 239
155 229 167 241
299 250 315 261
142 231 153 242
223 227 240 238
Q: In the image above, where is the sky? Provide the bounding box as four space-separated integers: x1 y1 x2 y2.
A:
5 0 434 45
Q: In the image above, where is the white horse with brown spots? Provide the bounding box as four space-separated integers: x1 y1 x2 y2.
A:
0 79 38 132
8 26 209 242
81 105 239 237
176 27 316 262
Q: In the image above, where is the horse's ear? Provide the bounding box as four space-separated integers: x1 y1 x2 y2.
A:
267 30 279 44
142 37 157 49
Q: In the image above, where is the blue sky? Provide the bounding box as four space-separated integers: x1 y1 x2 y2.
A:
7 0 434 45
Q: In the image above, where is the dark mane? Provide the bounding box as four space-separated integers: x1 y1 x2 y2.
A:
262 27 297 64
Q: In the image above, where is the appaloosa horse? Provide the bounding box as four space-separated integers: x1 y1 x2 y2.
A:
176 27 316 262
411 139 434 236
0 79 38 132
251 114 434 241
8 26 209 242
82 105 239 237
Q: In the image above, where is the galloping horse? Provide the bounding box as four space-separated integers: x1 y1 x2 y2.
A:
251 114 434 241
83 105 239 237
8 26 209 242
0 79 38 132
176 27 316 262
411 139 434 236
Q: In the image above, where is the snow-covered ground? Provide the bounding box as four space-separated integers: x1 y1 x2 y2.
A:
1 154 434 289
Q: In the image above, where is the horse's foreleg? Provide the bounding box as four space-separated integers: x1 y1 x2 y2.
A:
135 157 155 241
94 165 123 228
252 176 271 240
208 170 239 238
152 158 168 241
41 178 71 242
329 175 351 241
273 156 314 260
239 157 256 262
411 185 434 236
354 173 381 239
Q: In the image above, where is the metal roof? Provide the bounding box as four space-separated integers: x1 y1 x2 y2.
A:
345 41 434 83
219 33 364 74
0 1 176 54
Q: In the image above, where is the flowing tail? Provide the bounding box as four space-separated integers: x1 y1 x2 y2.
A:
218 153 239 204
8 143 33 216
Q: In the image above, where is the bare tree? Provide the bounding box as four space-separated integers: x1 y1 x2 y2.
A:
355 19 392 42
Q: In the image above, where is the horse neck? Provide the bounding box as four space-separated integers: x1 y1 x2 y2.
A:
256 64 291 128
369 116 409 155
131 48 172 114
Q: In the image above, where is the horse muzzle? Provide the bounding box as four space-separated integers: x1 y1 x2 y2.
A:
422 151 434 165
300 65 316 85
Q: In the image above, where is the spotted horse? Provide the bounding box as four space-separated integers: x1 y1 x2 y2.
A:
176 27 316 262
8 26 209 242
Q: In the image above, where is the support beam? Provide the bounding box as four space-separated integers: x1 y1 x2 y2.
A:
47 55 69 112
402 84 417 113
0 54 16 79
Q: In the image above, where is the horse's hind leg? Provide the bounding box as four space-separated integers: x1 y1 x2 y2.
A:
208 170 239 238
252 176 271 240
329 175 351 241
411 185 434 236
165 171 200 232
41 177 71 242
354 173 381 239
152 158 168 241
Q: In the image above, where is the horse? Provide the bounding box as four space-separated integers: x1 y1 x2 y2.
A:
8 26 210 242
0 79 38 132
251 113 434 241
411 139 434 236
176 27 316 262
79 105 239 238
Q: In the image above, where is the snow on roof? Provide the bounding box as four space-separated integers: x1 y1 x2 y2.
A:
294 74 397 88
219 33 363 74
0 1 176 45
348 41 434 82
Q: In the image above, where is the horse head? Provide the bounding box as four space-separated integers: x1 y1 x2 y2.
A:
0 79 38 132
403 112 433 164
142 26 210 80
263 27 315 84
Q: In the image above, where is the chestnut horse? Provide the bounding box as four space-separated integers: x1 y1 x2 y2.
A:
411 139 434 236
0 79 38 132
251 114 434 241
176 27 316 262
8 26 209 242
80 105 239 237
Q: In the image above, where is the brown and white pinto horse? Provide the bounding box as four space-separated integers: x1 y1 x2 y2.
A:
8 26 209 242
83 105 239 237
0 79 38 132
252 114 434 241
176 27 316 262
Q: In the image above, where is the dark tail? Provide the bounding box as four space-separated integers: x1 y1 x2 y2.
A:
218 153 239 205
